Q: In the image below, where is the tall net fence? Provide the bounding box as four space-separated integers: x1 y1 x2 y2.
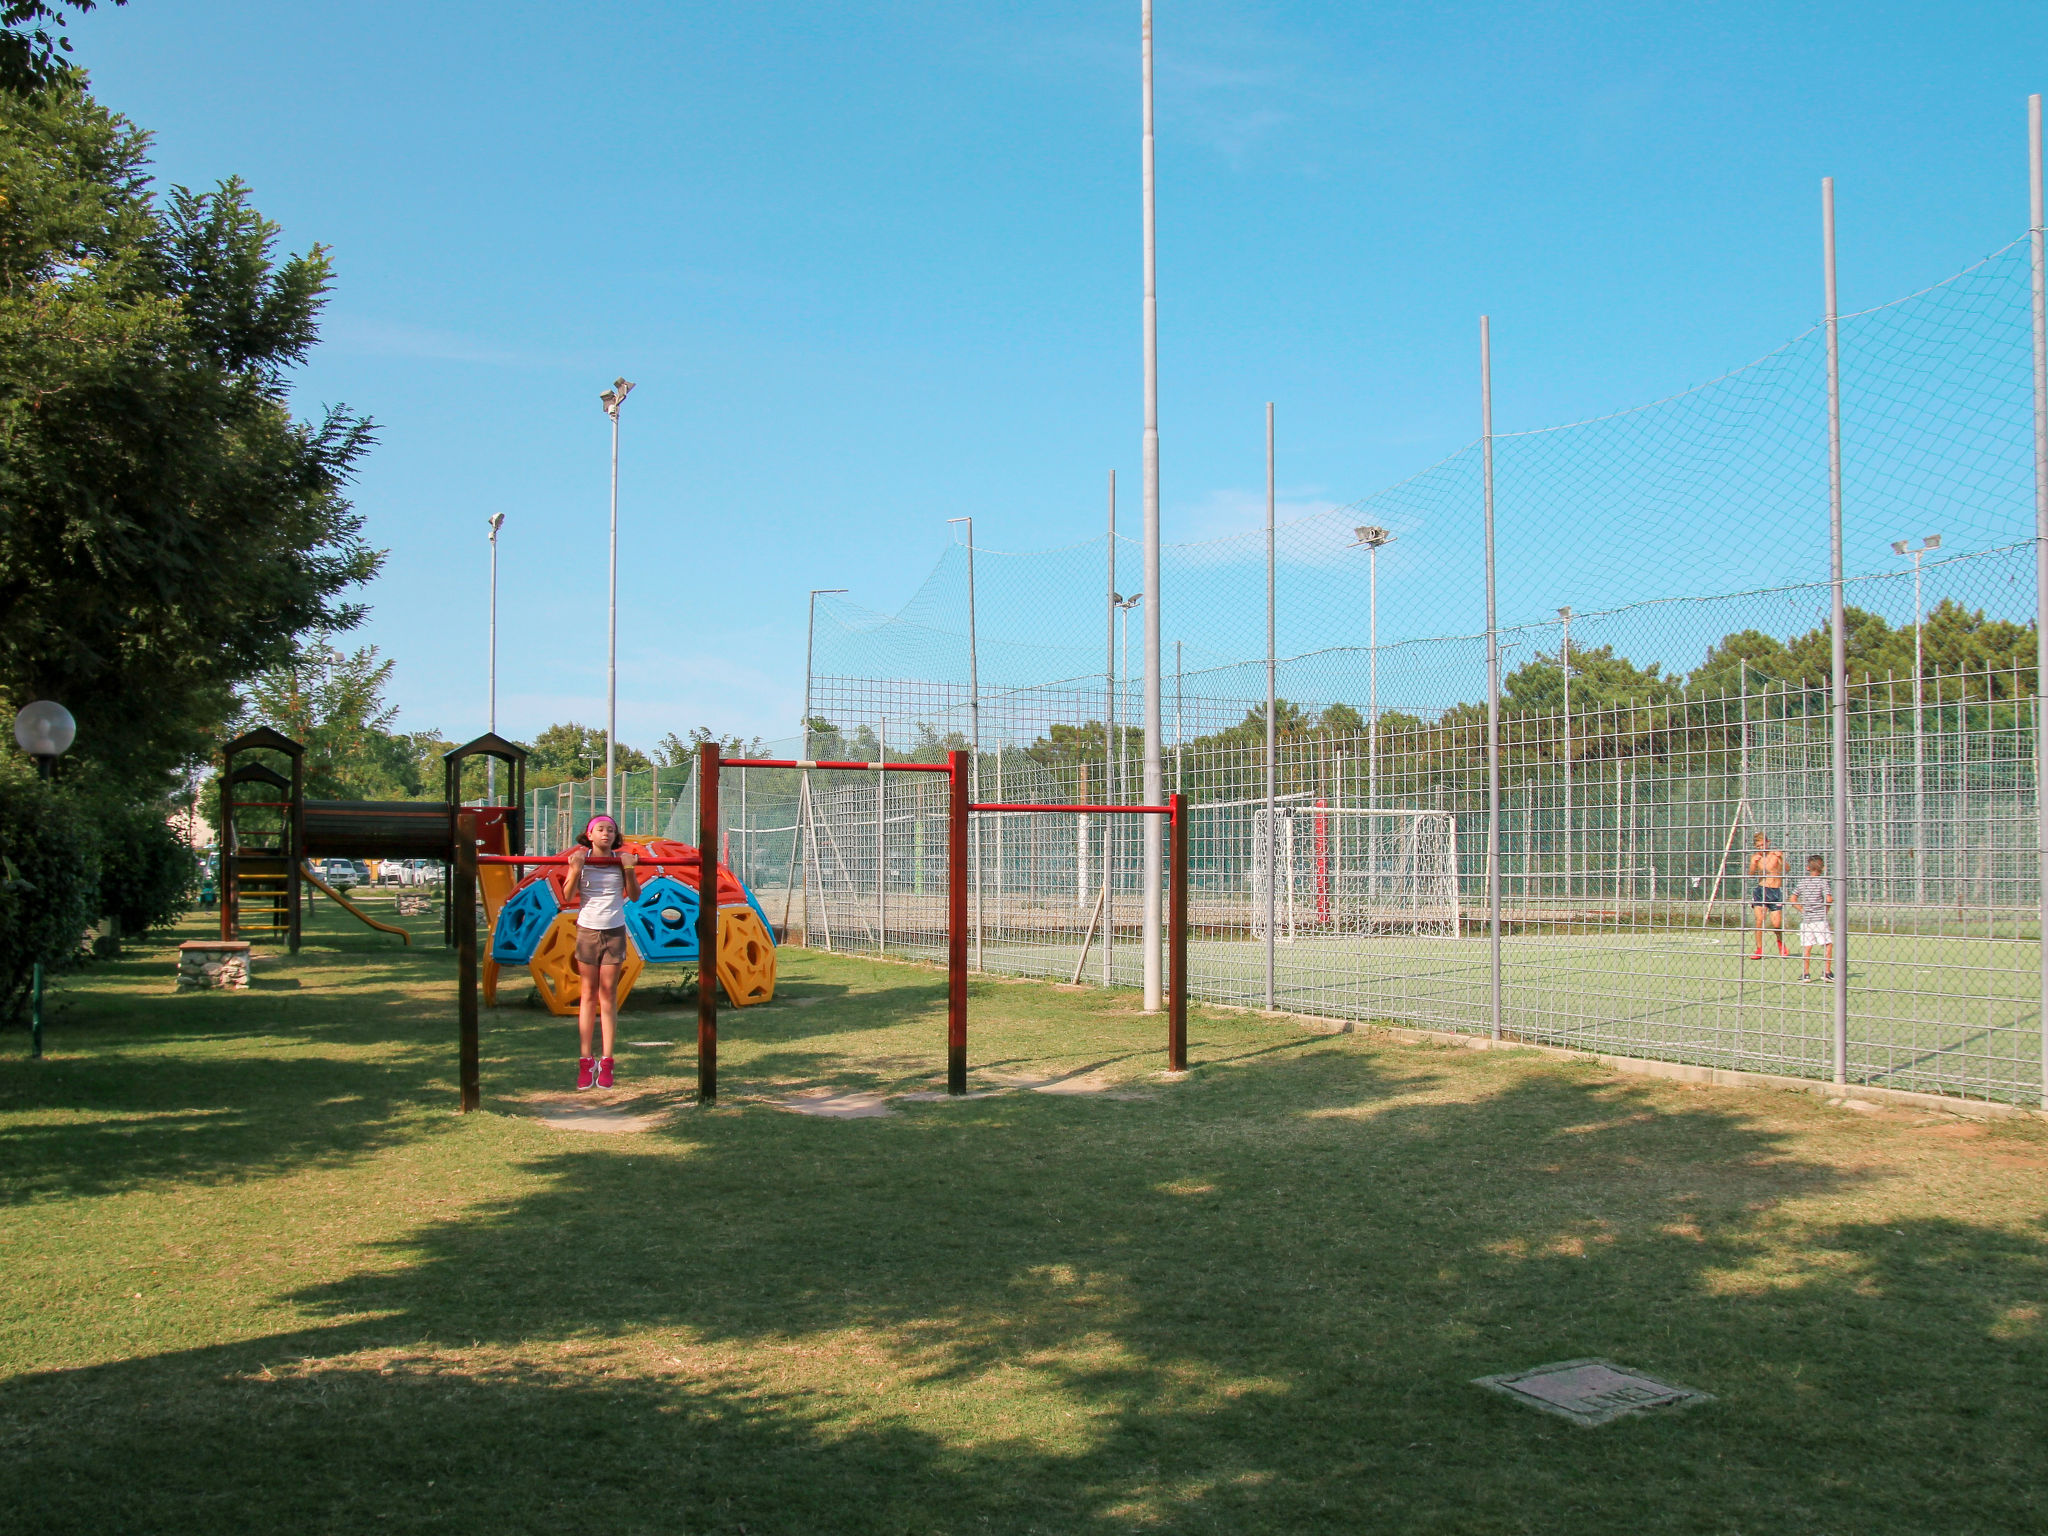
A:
524 225 2047 1106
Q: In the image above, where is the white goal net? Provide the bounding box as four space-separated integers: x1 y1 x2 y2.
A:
1251 806 1461 941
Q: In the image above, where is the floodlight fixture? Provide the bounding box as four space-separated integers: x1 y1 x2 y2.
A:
599 377 636 419
1352 525 1394 549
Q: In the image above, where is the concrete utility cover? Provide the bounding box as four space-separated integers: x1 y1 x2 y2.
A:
533 1107 670 1134
1473 1358 1713 1427
771 1090 892 1119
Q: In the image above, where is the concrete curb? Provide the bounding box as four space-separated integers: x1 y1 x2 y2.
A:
1259 1007 2045 1122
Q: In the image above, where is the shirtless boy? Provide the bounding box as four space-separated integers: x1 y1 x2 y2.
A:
1748 832 1788 959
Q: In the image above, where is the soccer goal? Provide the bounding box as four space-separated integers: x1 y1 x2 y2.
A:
1251 806 1461 941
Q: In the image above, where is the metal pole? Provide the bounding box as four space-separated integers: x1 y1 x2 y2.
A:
804 589 848 750
2030 93 2047 1109
1368 540 1379 812
1168 792 1188 1072
488 514 502 802
947 749 969 1093
1174 639 1183 794
606 404 619 816
1140 0 1165 1014
1824 177 1851 1087
1560 605 1572 906
29 961 41 1060
877 721 887 953
1264 401 1277 1011
1481 316 1502 1041
1913 547 1925 910
947 518 981 971
697 741 720 1103
455 811 480 1111
1107 474 1118 987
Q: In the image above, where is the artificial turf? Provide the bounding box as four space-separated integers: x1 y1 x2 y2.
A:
1 900 2044 1533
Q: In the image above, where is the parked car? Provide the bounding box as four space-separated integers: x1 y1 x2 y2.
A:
317 858 368 890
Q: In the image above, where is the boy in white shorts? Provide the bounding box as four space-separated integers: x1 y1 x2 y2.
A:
1790 855 1833 982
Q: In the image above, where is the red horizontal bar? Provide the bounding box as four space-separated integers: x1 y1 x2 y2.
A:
477 854 640 866
722 757 952 773
972 802 1172 815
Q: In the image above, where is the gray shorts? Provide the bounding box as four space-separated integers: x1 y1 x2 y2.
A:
575 925 629 967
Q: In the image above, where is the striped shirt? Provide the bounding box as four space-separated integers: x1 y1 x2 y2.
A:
1790 875 1829 912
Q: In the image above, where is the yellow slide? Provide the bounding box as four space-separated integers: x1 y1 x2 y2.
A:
300 863 412 946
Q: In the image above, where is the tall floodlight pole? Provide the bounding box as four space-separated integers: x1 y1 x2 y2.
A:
1481 317 1502 1042
1823 178 1850 1087
1351 526 1394 811
1107 470 1118 812
599 377 636 816
2028 93 2047 1110
1891 534 1941 908
1559 605 1571 905
948 517 982 970
487 513 505 803
803 589 848 749
1264 402 1277 1010
1140 0 1165 1013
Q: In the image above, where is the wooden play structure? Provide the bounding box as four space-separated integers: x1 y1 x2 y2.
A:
218 735 1190 1113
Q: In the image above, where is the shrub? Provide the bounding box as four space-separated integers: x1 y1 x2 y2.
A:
96 799 200 937
0 767 105 1025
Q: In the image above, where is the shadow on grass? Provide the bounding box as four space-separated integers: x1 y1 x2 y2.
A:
7 1042 2046 1533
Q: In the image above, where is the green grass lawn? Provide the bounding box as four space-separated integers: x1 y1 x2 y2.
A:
3 901 2046 1534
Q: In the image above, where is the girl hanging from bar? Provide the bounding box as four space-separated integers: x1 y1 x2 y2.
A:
567 814 641 1088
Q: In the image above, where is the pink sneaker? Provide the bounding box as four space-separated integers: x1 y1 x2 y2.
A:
597 1056 615 1089
576 1057 596 1091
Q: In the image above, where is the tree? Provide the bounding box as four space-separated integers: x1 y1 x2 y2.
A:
0 1 120 96
524 723 650 789
1503 644 1682 716
235 634 444 800
0 81 379 795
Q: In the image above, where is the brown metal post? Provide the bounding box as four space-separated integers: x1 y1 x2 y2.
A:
947 748 969 1094
1169 793 1188 1072
697 741 721 1103
454 810 480 1112
287 748 304 952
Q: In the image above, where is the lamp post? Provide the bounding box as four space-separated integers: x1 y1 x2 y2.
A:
599 377 636 816
1350 526 1394 813
1891 534 1941 909
13 699 75 1060
487 513 505 803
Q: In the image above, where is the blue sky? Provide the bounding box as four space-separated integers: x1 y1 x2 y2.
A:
68 0 2048 746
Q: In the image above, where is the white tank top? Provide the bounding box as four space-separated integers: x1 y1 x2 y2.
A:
576 863 627 929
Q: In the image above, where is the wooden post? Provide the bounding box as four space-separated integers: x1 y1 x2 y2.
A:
697 741 720 1103
948 748 969 1094
1169 792 1188 1072
455 810 480 1112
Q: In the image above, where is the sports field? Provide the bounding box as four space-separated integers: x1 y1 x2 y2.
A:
970 928 2043 1108
3 903 2046 1534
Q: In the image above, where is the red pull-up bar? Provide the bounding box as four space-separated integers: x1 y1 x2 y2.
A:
720 757 953 773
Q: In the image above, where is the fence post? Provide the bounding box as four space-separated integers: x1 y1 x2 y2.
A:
948 749 969 1094
697 741 720 1104
455 810 480 1113
1169 793 1188 1072
1824 177 1851 1088
2030 94 2048 1109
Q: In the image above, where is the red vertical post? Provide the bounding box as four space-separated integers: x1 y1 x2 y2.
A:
947 748 969 1094
1313 796 1329 927
1169 793 1188 1072
455 810 481 1112
697 741 720 1104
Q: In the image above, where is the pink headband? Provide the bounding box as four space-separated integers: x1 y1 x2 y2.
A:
584 815 618 834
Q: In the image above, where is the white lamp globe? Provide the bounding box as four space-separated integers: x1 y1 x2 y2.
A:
13 700 76 759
